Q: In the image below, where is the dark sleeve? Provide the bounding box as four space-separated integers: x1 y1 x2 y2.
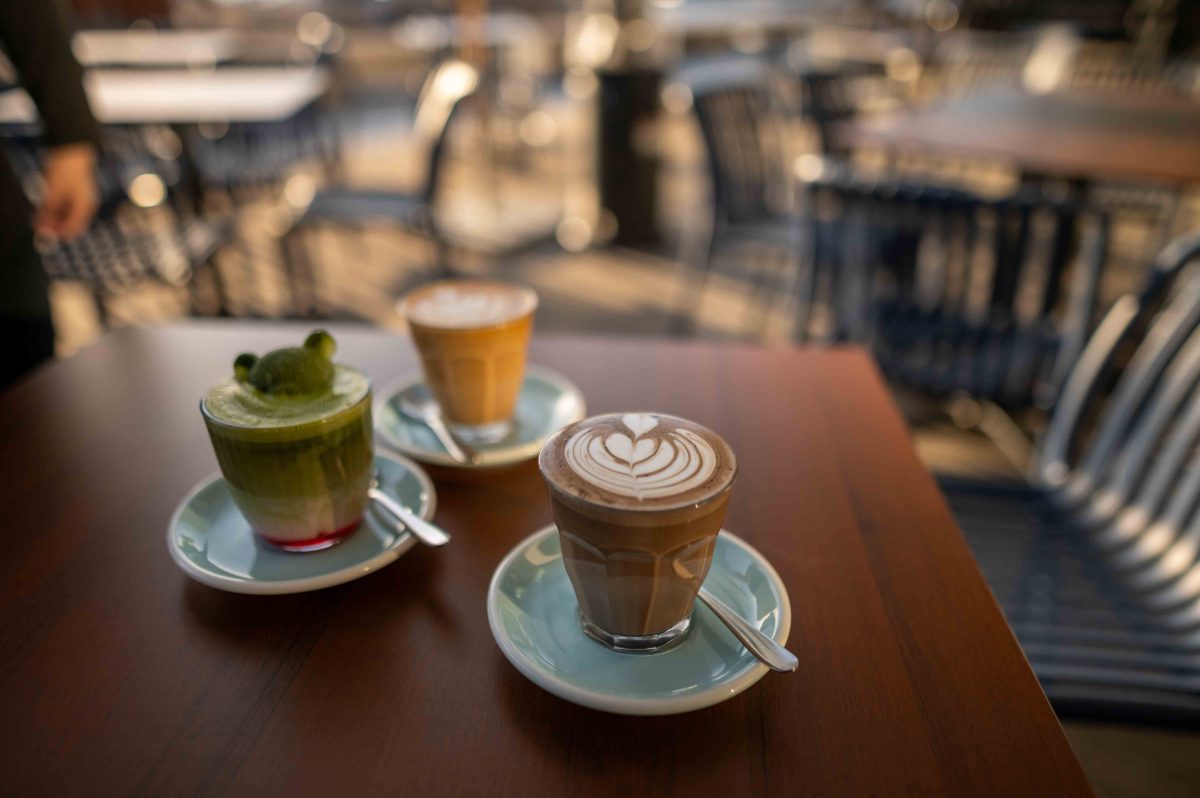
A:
0 0 101 148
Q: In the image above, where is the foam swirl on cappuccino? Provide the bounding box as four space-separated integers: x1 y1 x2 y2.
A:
541 412 736 509
400 280 537 330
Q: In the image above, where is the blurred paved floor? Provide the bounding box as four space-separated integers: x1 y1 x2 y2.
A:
1065 723 1200 798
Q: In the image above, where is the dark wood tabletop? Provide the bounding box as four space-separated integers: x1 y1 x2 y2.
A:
0 322 1091 796
844 88 1200 185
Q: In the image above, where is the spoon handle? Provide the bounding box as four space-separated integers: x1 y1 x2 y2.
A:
697 587 797 672
368 488 451 547
424 411 472 464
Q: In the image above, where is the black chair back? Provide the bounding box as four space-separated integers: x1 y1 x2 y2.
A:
412 58 480 208
792 63 882 156
1036 230 1200 493
939 230 1200 725
798 170 1111 410
678 57 785 229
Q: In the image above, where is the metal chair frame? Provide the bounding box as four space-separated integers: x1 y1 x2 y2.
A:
796 169 1111 412
671 56 799 338
940 230 1200 723
280 58 480 317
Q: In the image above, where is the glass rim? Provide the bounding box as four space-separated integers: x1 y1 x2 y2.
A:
200 371 373 435
398 279 539 332
537 414 739 514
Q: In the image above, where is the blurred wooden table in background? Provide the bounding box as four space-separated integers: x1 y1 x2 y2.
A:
845 88 1200 185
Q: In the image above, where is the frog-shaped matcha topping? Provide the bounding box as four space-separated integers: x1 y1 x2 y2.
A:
234 330 337 397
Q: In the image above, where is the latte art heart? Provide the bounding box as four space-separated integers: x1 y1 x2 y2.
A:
563 413 718 500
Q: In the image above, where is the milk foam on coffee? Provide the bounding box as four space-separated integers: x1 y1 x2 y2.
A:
204 367 368 429
402 280 537 329
542 413 736 509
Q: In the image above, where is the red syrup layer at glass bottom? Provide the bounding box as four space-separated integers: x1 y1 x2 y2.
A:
256 517 362 552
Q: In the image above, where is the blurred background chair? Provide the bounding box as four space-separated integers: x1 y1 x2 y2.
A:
671 55 797 338
942 229 1200 723
185 108 340 198
794 168 1111 414
279 57 480 316
785 58 888 159
180 27 344 198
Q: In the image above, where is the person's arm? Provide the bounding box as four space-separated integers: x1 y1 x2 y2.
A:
0 1 100 240
34 142 97 239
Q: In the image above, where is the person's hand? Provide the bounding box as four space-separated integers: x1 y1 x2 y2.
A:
34 143 98 242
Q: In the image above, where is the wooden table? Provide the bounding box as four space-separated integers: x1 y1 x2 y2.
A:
0 66 331 126
0 323 1091 796
844 88 1200 185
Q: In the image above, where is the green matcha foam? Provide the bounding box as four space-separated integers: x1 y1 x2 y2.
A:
204 367 370 428
202 330 370 429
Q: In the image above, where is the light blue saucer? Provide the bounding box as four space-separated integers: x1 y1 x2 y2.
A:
487 525 792 715
167 452 436 594
374 364 586 468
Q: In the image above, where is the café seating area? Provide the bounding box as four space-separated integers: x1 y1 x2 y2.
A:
5 0 1200 795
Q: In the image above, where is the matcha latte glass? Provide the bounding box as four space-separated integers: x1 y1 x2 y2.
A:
201 331 374 552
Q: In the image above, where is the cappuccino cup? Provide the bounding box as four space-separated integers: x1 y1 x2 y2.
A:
538 412 737 652
399 280 538 444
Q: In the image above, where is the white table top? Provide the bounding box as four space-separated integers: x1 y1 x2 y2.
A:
0 66 330 126
649 2 831 35
73 30 240 68
389 13 545 51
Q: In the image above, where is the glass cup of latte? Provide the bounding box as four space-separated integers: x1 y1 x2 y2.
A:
398 280 538 445
538 412 737 652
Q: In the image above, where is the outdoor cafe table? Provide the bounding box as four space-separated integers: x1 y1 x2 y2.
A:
843 87 1200 187
0 66 331 127
72 30 240 69
0 323 1092 796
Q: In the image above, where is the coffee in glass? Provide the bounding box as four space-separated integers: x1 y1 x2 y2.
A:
202 331 373 552
398 280 538 444
538 412 737 651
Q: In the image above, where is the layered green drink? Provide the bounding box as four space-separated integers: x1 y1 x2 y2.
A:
201 331 374 551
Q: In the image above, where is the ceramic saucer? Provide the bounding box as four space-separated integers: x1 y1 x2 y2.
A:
374 364 586 468
167 451 436 595
487 525 791 715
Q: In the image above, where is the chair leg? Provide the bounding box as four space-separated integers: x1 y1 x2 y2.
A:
742 249 777 340
434 235 454 281
280 224 320 318
753 250 791 342
280 226 301 314
791 218 821 343
210 254 231 317
319 110 344 182
186 254 229 319
671 225 719 336
92 289 109 329
187 280 206 317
